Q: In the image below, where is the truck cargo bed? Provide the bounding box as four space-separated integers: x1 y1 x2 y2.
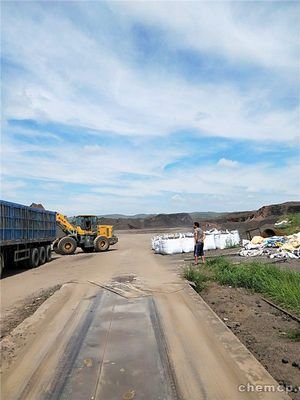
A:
0 200 56 246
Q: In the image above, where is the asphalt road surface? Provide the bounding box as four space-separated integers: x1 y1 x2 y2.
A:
0 232 290 399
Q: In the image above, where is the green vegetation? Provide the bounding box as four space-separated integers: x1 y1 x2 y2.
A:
183 266 211 292
183 257 300 316
287 330 300 341
277 213 300 235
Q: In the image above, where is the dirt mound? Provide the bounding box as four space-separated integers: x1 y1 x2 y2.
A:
29 203 45 209
254 202 300 220
144 213 193 228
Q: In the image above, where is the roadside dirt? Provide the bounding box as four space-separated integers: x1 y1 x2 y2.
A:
201 284 300 400
0 285 61 339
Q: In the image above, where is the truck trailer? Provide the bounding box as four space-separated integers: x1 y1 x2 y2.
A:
0 200 56 278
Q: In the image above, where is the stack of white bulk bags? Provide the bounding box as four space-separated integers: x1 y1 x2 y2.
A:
152 230 240 255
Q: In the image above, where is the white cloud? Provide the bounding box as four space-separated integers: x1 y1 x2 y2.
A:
0 180 26 199
2 134 299 214
1 2 299 143
171 194 184 202
115 1 299 72
217 158 239 168
1 2 299 214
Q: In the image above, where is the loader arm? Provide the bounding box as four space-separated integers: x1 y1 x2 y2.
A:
55 213 82 235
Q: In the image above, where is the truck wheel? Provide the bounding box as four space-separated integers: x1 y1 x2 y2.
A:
39 246 46 265
30 248 40 268
0 254 4 278
94 236 109 252
46 245 52 261
58 237 77 255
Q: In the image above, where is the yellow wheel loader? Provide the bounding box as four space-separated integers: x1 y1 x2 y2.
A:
53 213 118 255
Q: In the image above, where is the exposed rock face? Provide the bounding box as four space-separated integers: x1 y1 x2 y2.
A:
205 201 300 238
209 202 300 225
254 202 300 219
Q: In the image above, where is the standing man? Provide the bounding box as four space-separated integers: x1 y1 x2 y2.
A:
194 222 205 265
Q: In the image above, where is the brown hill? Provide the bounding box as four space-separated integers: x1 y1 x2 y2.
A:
254 201 300 219
206 201 300 237
98 213 193 230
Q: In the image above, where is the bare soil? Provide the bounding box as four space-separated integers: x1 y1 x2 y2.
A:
200 284 300 400
0 285 61 339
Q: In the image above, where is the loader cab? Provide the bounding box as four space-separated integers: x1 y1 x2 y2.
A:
75 215 98 232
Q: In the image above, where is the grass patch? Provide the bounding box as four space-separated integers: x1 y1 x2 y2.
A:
277 213 300 235
182 266 211 292
183 257 300 316
287 330 300 341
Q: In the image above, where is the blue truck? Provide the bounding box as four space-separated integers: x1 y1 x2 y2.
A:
0 200 57 277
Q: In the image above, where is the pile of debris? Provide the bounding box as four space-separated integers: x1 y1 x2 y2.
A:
152 230 240 255
240 233 300 259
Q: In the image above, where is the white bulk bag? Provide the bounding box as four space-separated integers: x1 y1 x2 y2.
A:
214 233 221 249
204 233 216 250
159 238 183 255
181 237 194 253
225 233 234 248
151 237 159 250
215 233 229 249
154 239 162 253
230 230 240 246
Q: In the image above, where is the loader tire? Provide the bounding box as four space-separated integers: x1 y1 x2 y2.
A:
94 236 109 252
58 237 77 255
53 238 60 254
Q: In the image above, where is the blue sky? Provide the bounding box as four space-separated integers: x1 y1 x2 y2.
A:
1 1 299 215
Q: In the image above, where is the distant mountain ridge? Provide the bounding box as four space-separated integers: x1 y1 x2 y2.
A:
97 213 193 230
99 211 226 220
99 213 156 219
97 201 300 231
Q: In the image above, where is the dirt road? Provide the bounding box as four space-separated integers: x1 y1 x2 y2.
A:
0 233 291 399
